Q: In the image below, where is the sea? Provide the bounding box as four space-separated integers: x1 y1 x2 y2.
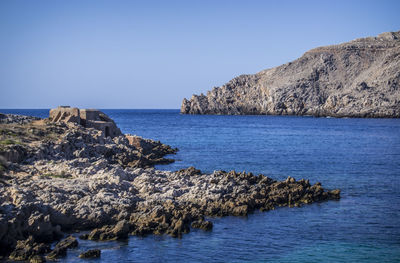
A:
2 109 400 263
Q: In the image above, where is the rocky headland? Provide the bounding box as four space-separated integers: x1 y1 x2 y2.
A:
181 31 400 117
0 108 340 262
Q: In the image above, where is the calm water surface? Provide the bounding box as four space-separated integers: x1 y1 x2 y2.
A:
2 109 400 262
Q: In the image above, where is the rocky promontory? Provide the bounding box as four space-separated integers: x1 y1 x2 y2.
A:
0 108 340 261
181 31 400 117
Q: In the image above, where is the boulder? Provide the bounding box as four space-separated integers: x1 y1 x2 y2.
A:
46 235 78 260
29 255 46 263
176 167 202 177
88 220 130 241
191 220 213 231
0 144 27 163
79 249 101 258
9 236 50 261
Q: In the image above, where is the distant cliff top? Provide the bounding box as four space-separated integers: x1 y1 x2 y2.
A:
181 30 400 117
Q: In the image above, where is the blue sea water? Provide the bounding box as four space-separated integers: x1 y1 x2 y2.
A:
2 109 400 262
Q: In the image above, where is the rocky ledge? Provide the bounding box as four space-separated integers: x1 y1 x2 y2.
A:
0 111 340 261
181 30 400 117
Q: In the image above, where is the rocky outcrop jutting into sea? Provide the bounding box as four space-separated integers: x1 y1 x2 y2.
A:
181 31 400 117
0 109 340 261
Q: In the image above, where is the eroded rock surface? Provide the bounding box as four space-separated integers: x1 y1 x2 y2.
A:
79 249 101 258
0 114 340 261
46 235 78 260
181 31 400 117
0 113 40 125
0 118 176 167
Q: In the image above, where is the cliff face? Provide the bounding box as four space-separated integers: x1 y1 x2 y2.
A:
181 31 400 117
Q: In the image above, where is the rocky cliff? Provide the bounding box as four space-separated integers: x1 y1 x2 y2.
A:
181 31 400 117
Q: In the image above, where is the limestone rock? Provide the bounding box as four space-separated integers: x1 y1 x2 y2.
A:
0 113 40 124
9 236 50 261
0 114 176 166
181 30 400 117
0 113 341 259
29 255 46 263
46 235 78 260
79 249 101 258
176 166 202 177
0 144 27 163
126 134 178 156
88 220 130 241
191 219 213 231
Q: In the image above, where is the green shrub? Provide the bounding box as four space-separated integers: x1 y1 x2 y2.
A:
0 139 16 145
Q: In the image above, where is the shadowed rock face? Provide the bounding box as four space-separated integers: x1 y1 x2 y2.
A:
181 31 400 117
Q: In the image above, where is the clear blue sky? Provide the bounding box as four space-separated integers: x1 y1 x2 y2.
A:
1 0 399 109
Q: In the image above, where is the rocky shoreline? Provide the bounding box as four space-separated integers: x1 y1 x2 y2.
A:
0 111 340 262
181 31 400 117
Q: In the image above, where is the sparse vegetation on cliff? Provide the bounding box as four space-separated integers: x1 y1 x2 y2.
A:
182 31 400 117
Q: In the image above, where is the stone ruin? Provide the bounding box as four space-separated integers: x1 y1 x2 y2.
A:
49 106 122 138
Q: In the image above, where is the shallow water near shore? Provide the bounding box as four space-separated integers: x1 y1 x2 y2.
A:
2 109 400 262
